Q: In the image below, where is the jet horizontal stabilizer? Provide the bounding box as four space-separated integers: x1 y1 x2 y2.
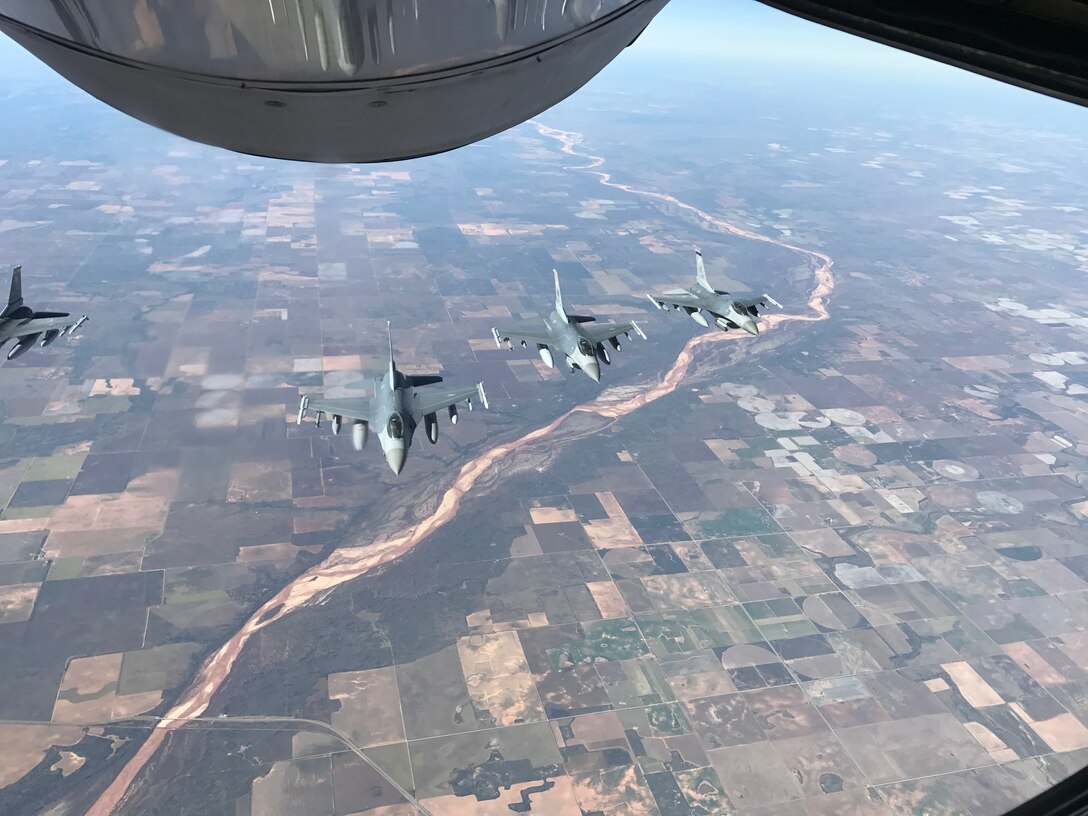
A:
406 374 443 388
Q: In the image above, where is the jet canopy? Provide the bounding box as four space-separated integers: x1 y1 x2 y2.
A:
0 0 668 162
387 412 404 440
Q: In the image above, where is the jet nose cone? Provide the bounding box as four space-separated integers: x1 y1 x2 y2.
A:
742 319 759 336
585 361 601 383
385 447 406 476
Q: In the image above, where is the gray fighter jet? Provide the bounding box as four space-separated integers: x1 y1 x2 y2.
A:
296 325 488 476
647 250 781 335
0 266 88 361
491 270 646 383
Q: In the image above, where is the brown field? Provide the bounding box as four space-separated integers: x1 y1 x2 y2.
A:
44 528 157 558
529 507 578 525
53 653 163 723
570 765 659 815
457 631 544 727
583 518 642 550
0 725 86 787
328 667 406 748
226 460 293 503
0 583 39 623
586 581 629 619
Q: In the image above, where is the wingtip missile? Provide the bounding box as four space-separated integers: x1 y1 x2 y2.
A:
646 294 664 311
631 320 647 340
765 294 783 309
296 395 309 426
491 327 502 349
67 315 89 335
477 382 490 410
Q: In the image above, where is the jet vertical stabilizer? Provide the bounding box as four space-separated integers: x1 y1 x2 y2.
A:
6 266 23 313
387 321 396 382
553 269 567 320
694 250 710 291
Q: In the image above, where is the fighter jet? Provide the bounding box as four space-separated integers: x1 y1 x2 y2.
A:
491 270 646 383
0 266 88 361
646 250 781 335
296 325 488 476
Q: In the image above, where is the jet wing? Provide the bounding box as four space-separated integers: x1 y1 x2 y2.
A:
297 396 371 424
7 314 87 338
491 324 557 350
411 383 489 419
580 321 647 345
646 290 706 310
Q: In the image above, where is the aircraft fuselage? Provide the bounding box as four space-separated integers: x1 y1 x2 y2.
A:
543 309 602 382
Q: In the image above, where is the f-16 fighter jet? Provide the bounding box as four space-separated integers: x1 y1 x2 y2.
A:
491 270 646 383
1 266 88 361
296 325 488 476
647 250 781 335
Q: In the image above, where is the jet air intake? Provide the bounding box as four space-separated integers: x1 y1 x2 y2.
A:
0 1 670 163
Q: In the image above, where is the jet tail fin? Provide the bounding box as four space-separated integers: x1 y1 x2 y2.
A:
553 269 566 319
7 266 23 309
694 250 710 291
387 321 396 380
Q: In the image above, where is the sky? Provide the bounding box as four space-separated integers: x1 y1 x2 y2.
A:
622 0 1088 130
627 0 945 71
